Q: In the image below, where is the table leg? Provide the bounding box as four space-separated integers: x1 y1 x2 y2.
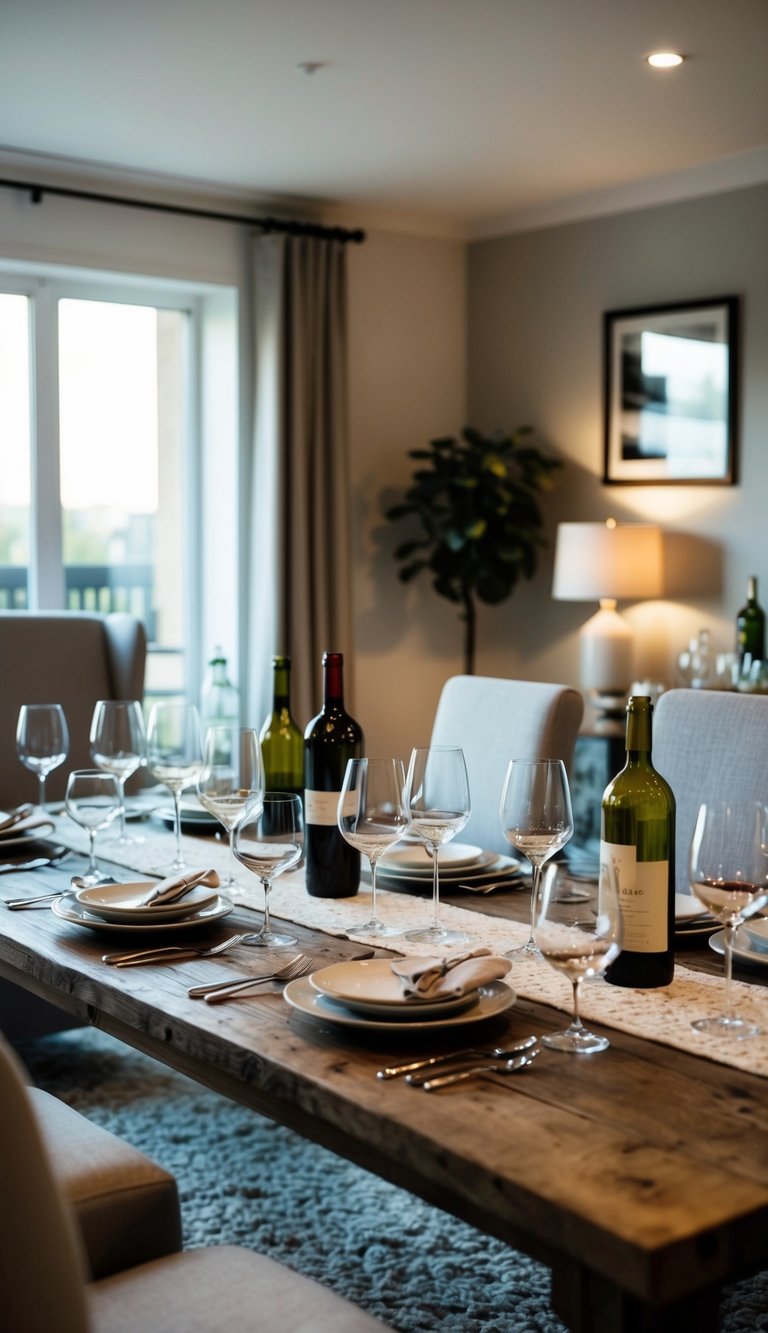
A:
551 1260 721 1333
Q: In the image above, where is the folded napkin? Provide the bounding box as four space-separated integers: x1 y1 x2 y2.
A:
0 806 55 839
390 948 512 1001
143 868 220 907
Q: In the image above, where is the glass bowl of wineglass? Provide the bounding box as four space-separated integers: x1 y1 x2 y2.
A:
146 702 203 871
533 863 622 1053
197 726 265 888
499 758 574 957
16 703 69 807
90 699 147 846
337 757 407 938
234 793 304 947
65 770 121 886
404 746 471 946
689 800 768 1040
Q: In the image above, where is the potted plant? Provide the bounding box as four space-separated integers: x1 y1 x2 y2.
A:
386 425 561 675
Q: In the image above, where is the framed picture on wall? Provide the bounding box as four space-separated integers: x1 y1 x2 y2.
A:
603 296 738 485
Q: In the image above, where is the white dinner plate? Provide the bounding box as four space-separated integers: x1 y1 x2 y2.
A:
283 976 516 1033
308 958 478 1018
375 850 521 885
379 843 483 872
74 881 221 923
743 917 768 951
674 893 715 924
708 928 768 968
52 892 234 933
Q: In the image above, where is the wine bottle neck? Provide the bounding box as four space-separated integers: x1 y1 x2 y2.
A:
322 652 345 706
625 696 653 761
272 658 291 708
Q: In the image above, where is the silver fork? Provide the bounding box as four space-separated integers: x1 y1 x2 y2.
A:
191 953 313 1002
102 933 249 966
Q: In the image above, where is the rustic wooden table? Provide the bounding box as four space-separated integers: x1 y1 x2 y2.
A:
1 850 767 1333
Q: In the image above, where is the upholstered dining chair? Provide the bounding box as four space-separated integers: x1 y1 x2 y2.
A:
653 687 768 896
0 1035 391 1333
428 675 584 856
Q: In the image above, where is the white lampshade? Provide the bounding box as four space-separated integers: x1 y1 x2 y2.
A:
552 520 664 706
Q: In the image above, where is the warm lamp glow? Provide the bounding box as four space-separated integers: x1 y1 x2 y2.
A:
552 521 664 712
646 51 684 68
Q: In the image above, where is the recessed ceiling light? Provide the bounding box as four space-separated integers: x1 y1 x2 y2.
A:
646 51 685 68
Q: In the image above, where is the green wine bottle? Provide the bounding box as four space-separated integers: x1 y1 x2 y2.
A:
736 575 765 670
259 656 304 800
601 695 675 988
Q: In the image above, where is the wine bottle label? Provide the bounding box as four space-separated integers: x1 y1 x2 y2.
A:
599 841 668 953
304 790 357 825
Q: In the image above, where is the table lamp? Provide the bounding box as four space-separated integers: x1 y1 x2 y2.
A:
552 519 663 717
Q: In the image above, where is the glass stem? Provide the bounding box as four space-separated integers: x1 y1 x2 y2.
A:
228 827 237 884
369 856 380 923
172 789 183 865
262 878 272 933
430 842 441 932
527 863 541 947
723 921 737 1020
38 774 46 807
87 830 97 876
571 978 585 1032
118 778 128 838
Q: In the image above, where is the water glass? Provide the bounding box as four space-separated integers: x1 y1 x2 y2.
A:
234 794 303 947
65 769 121 886
16 703 69 806
338 757 407 937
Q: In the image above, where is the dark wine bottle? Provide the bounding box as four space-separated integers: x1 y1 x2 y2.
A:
601 695 675 989
304 652 364 898
736 575 765 669
259 656 303 800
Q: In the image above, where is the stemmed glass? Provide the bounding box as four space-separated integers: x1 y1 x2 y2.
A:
16 704 69 807
533 863 622 1053
234 794 304 947
90 700 147 846
337 757 407 938
65 770 121 886
196 726 265 889
689 800 768 1039
146 702 203 870
500 758 574 957
404 746 471 946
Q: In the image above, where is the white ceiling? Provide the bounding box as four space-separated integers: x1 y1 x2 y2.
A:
0 0 766 238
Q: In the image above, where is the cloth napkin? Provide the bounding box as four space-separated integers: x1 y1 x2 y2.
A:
0 805 55 839
143 868 221 907
390 948 512 1001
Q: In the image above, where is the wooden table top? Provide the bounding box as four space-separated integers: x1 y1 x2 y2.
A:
1 851 767 1333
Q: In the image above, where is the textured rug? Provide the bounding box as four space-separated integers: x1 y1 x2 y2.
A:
14 1027 768 1332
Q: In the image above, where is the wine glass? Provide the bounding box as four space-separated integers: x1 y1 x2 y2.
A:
90 699 147 846
16 703 69 807
533 862 622 1053
65 770 121 886
404 746 471 946
146 702 203 870
337 757 407 938
197 726 265 888
234 794 303 947
689 800 768 1039
500 758 574 957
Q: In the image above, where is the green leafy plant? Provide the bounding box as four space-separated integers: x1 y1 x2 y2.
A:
386 425 561 675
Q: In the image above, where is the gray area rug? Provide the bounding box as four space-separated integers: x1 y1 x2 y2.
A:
15 1027 768 1332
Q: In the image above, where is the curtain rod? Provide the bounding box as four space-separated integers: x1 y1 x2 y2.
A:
0 176 366 244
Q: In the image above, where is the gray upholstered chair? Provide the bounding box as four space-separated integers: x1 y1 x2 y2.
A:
653 687 768 895
0 610 147 807
428 675 584 855
0 1035 391 1333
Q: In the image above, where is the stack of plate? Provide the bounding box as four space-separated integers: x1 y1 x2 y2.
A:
372 842 523 893
51 880 233 933
674 893 718 941
283 957 516 1033
709 916 768 968
155 796 221 835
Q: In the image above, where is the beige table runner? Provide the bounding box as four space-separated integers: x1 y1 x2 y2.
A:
52 818 768 1078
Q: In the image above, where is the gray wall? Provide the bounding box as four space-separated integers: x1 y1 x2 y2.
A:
466 182 768 700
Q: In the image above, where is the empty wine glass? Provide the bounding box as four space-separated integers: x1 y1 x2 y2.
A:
146 702 203 870
16 703 69 807
65 770 121 886
90 699 147 846
338 757 407 938
533 863 622 1053
500 758 574 957
234 793 303 947
689 800 768 1039
404 746 471 946
197 726 265 888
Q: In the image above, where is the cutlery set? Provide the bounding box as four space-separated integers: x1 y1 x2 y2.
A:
377 1033 540 1091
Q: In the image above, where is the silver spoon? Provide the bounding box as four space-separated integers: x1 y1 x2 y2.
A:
419 1048 539 1091
379 1033 537 1081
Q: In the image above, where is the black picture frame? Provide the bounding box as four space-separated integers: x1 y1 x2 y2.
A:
603 296 738 485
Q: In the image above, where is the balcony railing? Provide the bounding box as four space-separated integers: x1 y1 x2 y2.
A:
0 564 157 641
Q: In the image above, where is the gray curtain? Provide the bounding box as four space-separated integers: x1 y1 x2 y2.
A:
247 232 354 733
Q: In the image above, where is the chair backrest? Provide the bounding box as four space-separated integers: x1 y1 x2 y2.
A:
0 611 147 805
653 688 768 895
0 1035 91 1333
428 675 584 855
